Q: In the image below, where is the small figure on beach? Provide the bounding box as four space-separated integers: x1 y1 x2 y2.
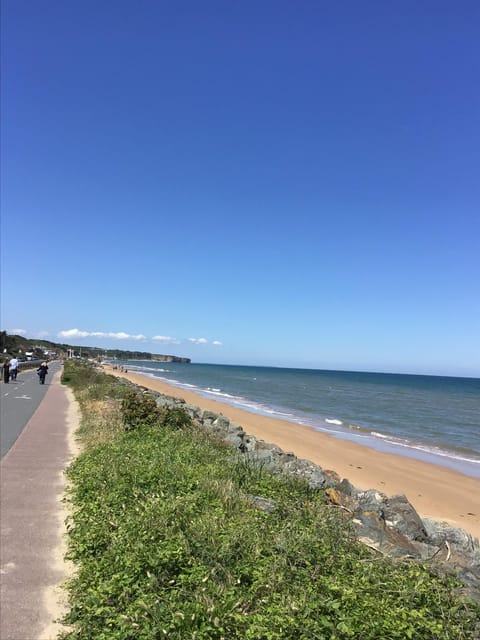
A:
37 362 49 384
9 356 19 381
3 359 10 383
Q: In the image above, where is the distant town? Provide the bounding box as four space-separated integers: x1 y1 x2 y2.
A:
0 331 191 363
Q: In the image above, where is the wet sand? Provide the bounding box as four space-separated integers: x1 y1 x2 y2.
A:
106 367 480 540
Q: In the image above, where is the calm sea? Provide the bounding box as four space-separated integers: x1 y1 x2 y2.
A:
117 361 480 478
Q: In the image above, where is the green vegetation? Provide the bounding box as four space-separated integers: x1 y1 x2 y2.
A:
61 360 480 639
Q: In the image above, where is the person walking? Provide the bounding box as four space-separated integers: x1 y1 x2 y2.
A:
3 359 10 383
9 356 19 381
37 362 49 385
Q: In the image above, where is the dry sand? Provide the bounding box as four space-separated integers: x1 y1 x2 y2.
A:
38 386 81 640
108 367 480 540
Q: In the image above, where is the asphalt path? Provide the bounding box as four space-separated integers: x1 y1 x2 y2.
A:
1 363 74 640
0 362 62 458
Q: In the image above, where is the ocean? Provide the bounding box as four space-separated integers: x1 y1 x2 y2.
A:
116 361 480 478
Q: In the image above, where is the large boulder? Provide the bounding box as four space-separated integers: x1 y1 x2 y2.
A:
382 494 428 542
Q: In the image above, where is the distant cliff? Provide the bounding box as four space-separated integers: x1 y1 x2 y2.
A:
151 355 191 363
106 350 191 363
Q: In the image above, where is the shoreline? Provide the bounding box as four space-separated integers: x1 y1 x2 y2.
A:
148 380 480 478
119 365 480 479
106 366 480 540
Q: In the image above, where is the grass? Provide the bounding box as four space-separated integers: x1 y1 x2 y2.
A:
60 360 480 639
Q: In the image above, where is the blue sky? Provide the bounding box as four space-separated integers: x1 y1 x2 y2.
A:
1 1 479 377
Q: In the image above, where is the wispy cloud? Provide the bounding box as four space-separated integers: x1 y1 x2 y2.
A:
10 329 50 339
58 328 147 341
188 337 208 345
152 335 181 344
58 329 90 339
33 331 51 339
55 328 222 347
187 337 223 346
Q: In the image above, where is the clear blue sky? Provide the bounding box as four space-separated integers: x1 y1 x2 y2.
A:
1 1 479 377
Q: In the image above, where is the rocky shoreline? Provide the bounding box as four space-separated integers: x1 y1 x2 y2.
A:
121 377 480 603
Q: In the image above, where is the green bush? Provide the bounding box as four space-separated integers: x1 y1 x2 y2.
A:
160 406 192 430
121 390 162 430
121 390 192 432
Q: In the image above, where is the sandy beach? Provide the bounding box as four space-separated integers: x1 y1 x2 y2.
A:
106 367 480 540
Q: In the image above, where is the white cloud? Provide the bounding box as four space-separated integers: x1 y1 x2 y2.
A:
58 329 90 339
188 337 208 345
104 332 147 341
58 328 146 341
152 335 180 344
10 328 27 336
56 329 217 346
33 331 51 339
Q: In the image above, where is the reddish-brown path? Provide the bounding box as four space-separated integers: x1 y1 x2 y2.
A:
1 368 75 640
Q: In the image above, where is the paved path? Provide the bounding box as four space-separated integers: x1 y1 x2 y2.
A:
1 365 77 640
1 363 62 458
